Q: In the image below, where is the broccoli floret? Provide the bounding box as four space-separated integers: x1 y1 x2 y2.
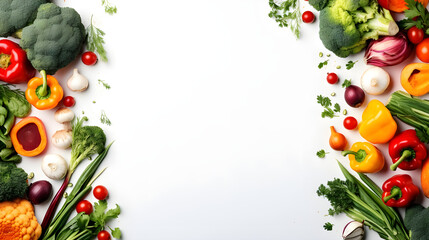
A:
0 162 28 202
20 3 85 75
0 0 47 37
309 0 398 57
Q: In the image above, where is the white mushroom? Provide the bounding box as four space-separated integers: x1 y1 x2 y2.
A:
360 66 390 95
67 68 89 92
55 107 75 124
51 129 72 149
42 154 68 180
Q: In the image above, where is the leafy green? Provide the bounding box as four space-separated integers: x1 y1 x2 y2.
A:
110 227 122 239
0 162 28 202
86 16 108 62
101 0 117 14
342 79 352 88
268 0 301 38
323 222 333 231
404 204 429 240
345 60 357 70
0 84 31 118
317 95 339 118
317 149 328 158
91 200 121 228
317 161 410 240
318 60 329 69
398 0 429 34
333 103 341 112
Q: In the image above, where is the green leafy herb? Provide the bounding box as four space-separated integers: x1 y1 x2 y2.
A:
86 16 108 62
346 60 357 70
398 0 429 33
268 0 301 38
110 227 122 239
317 95 339 118
101 111 111 126
342 79 352 88
333 103 341 112
323 222 333 231
101 0 117 15
98 79 111 89
318 60 329 69
317 149 328 158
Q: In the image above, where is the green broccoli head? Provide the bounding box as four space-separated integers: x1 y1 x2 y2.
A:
0 162 28 202
310 0 398 57
0 0 47 37
20 3 85 74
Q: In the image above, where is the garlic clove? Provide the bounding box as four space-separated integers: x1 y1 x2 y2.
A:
343 221 364 240
42 154 68 180
67 68 89 92
54 107 75 124
51 129 72 149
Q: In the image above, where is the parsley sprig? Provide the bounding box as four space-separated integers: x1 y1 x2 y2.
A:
86 16 108 62
317 149 328 158
317 95 340 118
268 0 301 38
398 0 429 33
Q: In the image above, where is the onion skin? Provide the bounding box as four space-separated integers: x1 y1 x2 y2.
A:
364 33 412 67
28 180 53 205
345 85 365 108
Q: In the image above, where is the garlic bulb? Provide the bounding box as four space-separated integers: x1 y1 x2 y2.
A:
67 68 89 92
343 221 364 240
51 129 72 149
42 154 68 180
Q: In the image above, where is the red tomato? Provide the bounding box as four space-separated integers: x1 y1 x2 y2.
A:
97 230 111 240
416 38 429 63
302 11 315 23
76 200 93 215
408 26 425 44
63 96 75 107
81 51 98 65
93 185 109 200
343 116 358 130
326 72 338 84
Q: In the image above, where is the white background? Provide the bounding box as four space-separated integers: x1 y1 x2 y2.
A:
11 0 426 239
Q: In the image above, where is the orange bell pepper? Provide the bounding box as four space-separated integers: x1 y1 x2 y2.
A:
401 63 429 97
25 70 63 110
10 116 47 157
378 0 428 13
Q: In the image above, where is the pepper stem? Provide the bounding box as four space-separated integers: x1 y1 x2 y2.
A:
383 186 402 203
38 70 48 97
390 150 413 171
341 149 367 163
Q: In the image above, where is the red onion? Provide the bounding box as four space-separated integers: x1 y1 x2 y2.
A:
364 32 412 67
28 180 52 204
345 85 365 108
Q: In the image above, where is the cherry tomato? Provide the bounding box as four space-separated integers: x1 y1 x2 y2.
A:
81 51 98 65
343 116 358 130
63 96 75 107
76 200 93 215
408 26 425 44
302 11 315 23
97 230 111 240
93 185 109 200
416 38 429 63
326 72 338 84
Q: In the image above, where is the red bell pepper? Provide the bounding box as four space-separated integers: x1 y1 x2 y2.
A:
389 129 427 171
382 174 419 208
0 39 35 84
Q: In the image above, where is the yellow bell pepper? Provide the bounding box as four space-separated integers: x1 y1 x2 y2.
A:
359 99 397 144
401 63 429 96
342 142 385 173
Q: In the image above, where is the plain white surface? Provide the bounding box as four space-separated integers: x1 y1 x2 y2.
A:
11 0 426 239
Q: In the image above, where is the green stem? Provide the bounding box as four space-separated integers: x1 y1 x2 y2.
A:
38 70 48 97
390 150 413 171
383 187 402 203
342 149 367 162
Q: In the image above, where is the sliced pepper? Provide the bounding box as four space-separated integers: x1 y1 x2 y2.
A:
25 70 63 110
389 129 427 171
382 174 419 208
0 39 35 84
342 142 385 173
401 63 429 97
359 99 397 144
10 116 47 157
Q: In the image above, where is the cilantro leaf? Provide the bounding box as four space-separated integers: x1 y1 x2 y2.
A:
317 95 332 108
333 103 340 112
342 79 351 88
90 200 122 229
105 204 121 222
317 149 328 158
318 60 329 69
110 227 122 239
346 60 357 70
321 108 335 118
323 222 333 231
268 0 301 38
